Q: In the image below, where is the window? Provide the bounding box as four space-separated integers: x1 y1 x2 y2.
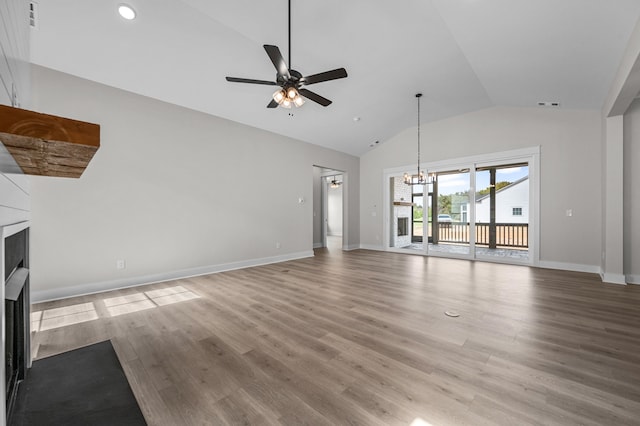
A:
512 207 523 216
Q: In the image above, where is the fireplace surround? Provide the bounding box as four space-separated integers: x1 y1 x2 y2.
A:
1 221 30 423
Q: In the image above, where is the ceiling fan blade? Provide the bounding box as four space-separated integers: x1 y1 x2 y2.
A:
300 68 348 86
299 88 332 107
267 99 279 108
226 76 278 86
263 45 291 80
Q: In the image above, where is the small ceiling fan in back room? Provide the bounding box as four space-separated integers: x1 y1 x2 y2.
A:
225 0 348 109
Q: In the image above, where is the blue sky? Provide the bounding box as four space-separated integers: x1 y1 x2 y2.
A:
436 166 529 195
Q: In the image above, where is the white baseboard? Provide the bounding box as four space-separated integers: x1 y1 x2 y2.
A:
31 250 314 303
537 260 601 275
359 244 385 251
313 242 323 249
599 271 628 285
343 244 361 251
626 275 640 285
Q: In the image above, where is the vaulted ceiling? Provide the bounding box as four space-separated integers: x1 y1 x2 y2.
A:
30 0 640 156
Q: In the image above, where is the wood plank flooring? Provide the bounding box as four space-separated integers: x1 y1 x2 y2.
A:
30 247 640 425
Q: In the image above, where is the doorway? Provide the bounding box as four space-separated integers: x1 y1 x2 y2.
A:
313 166 344 250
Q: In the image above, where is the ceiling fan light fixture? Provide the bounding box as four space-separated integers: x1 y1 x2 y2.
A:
224 0 347 109
330 175 342 188
293 94 305 107
273 89 286 104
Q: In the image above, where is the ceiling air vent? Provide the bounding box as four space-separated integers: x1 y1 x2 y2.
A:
29 2 38 29
537 101 560 108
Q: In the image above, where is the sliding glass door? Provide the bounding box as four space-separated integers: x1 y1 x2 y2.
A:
385 147 538 265
474 162 530 261
427 169 471 257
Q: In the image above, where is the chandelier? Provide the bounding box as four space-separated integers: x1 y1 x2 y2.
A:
403 93 433 185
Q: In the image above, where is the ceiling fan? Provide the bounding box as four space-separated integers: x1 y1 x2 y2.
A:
225 0 348 109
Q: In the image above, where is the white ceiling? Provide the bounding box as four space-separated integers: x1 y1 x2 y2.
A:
30 0 640 156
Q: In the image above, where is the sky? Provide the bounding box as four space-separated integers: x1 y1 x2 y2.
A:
436 166 529 195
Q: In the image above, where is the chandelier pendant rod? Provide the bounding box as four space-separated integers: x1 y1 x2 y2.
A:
417 93 421 179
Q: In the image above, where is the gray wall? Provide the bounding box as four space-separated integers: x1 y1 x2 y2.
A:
623 100 640 284
360 106 602 270
30 66 359 301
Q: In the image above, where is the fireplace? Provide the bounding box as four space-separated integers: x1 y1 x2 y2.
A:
2 224 30 421
397 217 409 237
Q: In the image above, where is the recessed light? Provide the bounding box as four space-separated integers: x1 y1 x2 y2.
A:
118 4 136 20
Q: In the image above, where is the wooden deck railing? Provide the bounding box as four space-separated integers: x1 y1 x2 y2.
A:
435 222 528 248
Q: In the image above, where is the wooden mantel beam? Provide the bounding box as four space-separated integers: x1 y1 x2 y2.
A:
0 105 100 178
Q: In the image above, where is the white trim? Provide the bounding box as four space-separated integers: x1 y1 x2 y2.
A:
1 220 29 238
359 244 384 251
343 244 361 251
31 250 314 303
1 220 31 417
599 271 627 285
315 165 347 251
626 275 640 285
538 260 601 274
313 242 323 249
383 146 541 176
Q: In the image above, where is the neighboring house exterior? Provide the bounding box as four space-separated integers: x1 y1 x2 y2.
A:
471 177 529 223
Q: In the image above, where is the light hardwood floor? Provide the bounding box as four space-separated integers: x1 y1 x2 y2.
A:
30 247 640 425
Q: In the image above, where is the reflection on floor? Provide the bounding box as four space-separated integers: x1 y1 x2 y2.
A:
403 243 529 260
31 302 98 332
31 285 200 332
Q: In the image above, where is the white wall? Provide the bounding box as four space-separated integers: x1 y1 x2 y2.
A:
361 106 602 270
0 0 30 108
0 0 30 418
327 181 342 236
623 99 640 284
0 0 31 227
29 66 359 301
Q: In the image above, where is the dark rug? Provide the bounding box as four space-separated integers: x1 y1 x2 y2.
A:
10 340 146 426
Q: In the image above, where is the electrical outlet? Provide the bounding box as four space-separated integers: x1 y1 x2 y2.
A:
116 259 126 269
566 209 573 217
